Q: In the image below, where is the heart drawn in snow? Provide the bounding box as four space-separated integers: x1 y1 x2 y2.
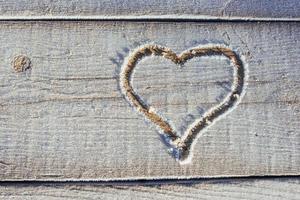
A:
120 44 246 164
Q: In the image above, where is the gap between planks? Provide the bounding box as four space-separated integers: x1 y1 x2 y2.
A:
0 175 299 186
0 15 299 22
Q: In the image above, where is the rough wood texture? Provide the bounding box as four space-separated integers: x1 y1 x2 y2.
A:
0 21 299 180
0 178 299 199
0 0 299 20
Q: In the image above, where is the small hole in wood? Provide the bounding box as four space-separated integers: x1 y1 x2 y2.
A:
12 55 31 73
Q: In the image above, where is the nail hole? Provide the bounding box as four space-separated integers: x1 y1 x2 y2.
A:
12 55 31 73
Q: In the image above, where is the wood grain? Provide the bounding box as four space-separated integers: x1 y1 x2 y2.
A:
0 0 299 20
0 178 299 199
0 21 299 180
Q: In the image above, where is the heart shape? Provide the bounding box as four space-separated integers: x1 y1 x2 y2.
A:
120 44 246 164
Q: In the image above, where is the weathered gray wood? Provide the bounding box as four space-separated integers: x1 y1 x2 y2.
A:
0 0 299 20
0 21 299 180
0 178 299 199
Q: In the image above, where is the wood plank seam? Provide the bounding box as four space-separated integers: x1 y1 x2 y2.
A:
0 16 299 22
0 175 299 186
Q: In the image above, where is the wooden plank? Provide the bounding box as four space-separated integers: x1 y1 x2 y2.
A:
0 178 299 199
0 0 299 20
0 21 299 180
